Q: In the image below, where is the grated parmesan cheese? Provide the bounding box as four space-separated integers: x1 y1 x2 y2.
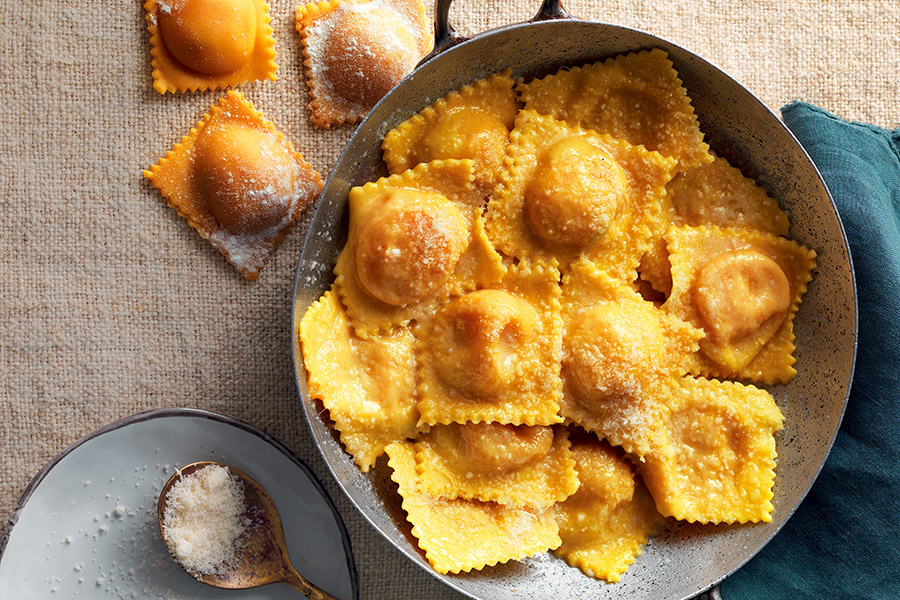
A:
161 465 247 576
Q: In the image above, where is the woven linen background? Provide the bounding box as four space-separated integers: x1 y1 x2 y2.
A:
1 1 897 598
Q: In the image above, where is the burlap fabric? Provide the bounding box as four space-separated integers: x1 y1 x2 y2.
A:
1 1 897 598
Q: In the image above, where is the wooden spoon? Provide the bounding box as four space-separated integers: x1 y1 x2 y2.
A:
158 461 338 600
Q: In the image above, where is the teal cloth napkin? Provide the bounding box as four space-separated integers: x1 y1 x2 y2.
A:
719 102 900 599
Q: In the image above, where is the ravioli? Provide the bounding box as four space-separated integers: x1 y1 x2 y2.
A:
553 434 662 582
663 225 816 383
297 0 432 127
386 441 561 574
299 290 419 471
414 423 578 508
144 0 277 94
486 110 676 276
639 376 784 524
518 48 712 170
144 91 322 279
383 70 520 197
333 159 504 338
415 259 564 427
640 152 792 295
559 261 703 458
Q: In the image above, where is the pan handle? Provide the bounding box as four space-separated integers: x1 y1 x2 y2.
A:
422 0 574 64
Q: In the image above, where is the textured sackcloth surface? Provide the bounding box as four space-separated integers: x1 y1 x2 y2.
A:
0 1 897 598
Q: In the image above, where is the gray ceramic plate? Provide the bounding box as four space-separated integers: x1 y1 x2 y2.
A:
0 408 358 600
291 4 857 599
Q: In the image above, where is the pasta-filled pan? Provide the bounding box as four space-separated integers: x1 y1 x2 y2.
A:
291 1 857 598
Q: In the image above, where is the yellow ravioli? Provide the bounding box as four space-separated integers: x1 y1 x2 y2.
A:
144 91 323 279
663 225 817 383
333 159 505 338
553 434 662 582
518 48 712 170
296 0 432 127
639 376 784 524
559 261 703 458
144 0 277 94
640 153 792 296
382 70 520 198
416 259 564 427
486 110 676 276
414 424 578 508
386 441 561 574
299 290 419 471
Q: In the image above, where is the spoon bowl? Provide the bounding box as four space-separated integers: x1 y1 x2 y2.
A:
158 461 338 600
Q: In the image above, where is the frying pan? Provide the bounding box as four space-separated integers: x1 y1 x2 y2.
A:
291 1 858 598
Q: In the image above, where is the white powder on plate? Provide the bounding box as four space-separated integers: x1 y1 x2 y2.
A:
161 464 247 575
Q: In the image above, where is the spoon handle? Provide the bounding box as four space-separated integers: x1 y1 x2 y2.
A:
283 565 340 600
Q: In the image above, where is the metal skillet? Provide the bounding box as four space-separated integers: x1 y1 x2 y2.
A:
291 0 858 598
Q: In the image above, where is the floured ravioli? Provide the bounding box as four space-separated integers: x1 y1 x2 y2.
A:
144 91 322 279
299 290 419 471
518 48 712 171
663 225 816 383
415 259 564 427
559 261 703 458
144 0 277 93
486 110 676 276
297 0 432 127
333 159 504 338
553 433 662 582
386 441 561 574
414 423 578 508
639 376 784 524
383 70 520 197
640 152 792 296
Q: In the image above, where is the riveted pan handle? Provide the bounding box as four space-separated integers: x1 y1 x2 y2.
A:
421 0 573 64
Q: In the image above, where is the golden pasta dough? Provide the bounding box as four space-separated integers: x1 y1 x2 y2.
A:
517 48 712 170
663 225 817 383
414 423 579 508
299 290 419 471
144 91 322 279
415 259 563 427
333 159 504 338
144 0 277 93
639 376 784 524
553 434 662 582
383 70 520 197
486 109 676 277
297 0 432 127
386 441 561 574
559 261 703 458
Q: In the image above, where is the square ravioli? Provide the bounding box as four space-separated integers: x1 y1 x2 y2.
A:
415 259 564 427
297 0 432 127
559 260 703 458
144 91 323 279
333 159 505 338
662 225 817 383
639 376 784 524
386 441 561 574
299 290 419 471
382 70 520 198
414 423 578 508
517 48 712 171
144 0 277 94
640 152 792 296
553 433 662 582
486 110 676 277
